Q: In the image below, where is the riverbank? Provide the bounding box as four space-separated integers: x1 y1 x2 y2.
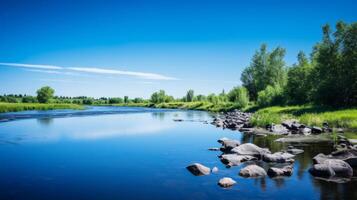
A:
0 103 84 113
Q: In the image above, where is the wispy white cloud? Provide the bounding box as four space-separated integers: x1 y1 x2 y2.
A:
67 67 178 80
25 69 84 76
0 62 178 80
0 62 62 70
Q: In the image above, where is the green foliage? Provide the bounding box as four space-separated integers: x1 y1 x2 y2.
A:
108 97 124 104
257 85 284 107
0 103 83 113
36 86 55 103
241 44 287 100
311 21 357 106
286 51 313 104
150 90 173 103
227 86 249 108
251 105 357 129
22 95 37 103
185 89 195 102
124 96 129 104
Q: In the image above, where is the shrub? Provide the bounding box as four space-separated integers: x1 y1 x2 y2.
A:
257 85 284 107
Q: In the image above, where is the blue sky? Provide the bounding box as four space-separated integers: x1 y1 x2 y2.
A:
0 0 356 98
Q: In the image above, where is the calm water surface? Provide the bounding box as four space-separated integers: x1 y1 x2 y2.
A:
0 106 355 200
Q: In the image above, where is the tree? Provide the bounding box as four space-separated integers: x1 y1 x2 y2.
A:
311 21 357 106
286 51 313 104
150 90 172 104
185 89 195 102
227 86 250 108
257 84 284 107
241 44 287 100
124 96 129 104
36 86 55 103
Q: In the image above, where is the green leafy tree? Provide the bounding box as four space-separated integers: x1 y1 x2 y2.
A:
227 86 250 108
36 86 55 103
311 21 357 106
241 44 287 100
286 51 313 104
124 96 129 104
257 84 284 107
185 89 195 102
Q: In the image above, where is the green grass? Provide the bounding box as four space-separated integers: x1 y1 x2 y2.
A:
112 101 246 112
250 105 357 129
0 103 84 113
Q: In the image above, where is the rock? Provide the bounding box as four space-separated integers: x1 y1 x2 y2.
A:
239 165 267 178
220 154 258 167
287 148 304 155
262 152 295 163
309 159 353 178
270 124 289 135
312 126 323 134
212 167 219 173
299 127 311 135
282 119 297 129
267 165 293 177
218 177 236 188
313 149 357 168
217 137 229 144
208 147 220 151
186 163 211 176
173 119 183 122
291 122 303 130
220 139 240 151
231 143 271 157
337 128 344 133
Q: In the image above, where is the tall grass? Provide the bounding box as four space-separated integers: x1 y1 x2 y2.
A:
250 105 357 129
0 103 84 113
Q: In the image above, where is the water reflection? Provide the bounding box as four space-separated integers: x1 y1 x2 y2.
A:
37 118 53 126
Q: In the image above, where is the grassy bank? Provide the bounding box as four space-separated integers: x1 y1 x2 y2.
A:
249 105 357 129
114 101 246 112
0 103 84 113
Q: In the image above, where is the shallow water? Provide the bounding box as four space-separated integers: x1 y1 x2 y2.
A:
0 106 355 200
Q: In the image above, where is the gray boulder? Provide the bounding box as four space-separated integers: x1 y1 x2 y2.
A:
220 154 257 167
287 147 304 155
299 127 311 135
267 165 293 177
211 166 219 173
186 163 211 176
218 177 236 188
220 139 240 151
309 159 353 178
239 165 267 178
231 143 271 157
270 124 289 135
262 152 295 163
312 126 323 134
313 149 357 168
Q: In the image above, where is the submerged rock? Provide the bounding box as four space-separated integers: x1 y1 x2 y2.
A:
287 147 304 155
186 163 211 176
220 139 240 151
218 177 236 188
309 159 353 178
239 165 267 178
220 154 257 167
262 152 295 163
231 143 270 157
267 165 293 177
212 166 219 173
208 147 220 151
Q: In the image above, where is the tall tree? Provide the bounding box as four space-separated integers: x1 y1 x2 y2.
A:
241 44 287 100
185 89 195 102
36 86 55 103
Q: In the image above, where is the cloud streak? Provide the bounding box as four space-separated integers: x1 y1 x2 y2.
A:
0 62 177 80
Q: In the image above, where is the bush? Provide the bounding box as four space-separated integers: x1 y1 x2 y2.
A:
257 85 284 107
227 86 249 108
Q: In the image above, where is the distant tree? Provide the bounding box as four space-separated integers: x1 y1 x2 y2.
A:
109 98 124 104
151 90 171 103
36 86 55 103
241 44 287 100
196 94 206 101
286 51 313 104
257 84 284 107
185 89 195 102
124 96 129 104
22 95 37 103
227 86 250 108
207 93 219 104
133 98 144 103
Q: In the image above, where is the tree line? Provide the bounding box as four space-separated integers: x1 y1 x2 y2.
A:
1 21 355 109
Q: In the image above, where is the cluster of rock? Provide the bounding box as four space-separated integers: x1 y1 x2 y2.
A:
211 110 253 131
187 138 304 188
309 148 357 182
267 120 340 136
